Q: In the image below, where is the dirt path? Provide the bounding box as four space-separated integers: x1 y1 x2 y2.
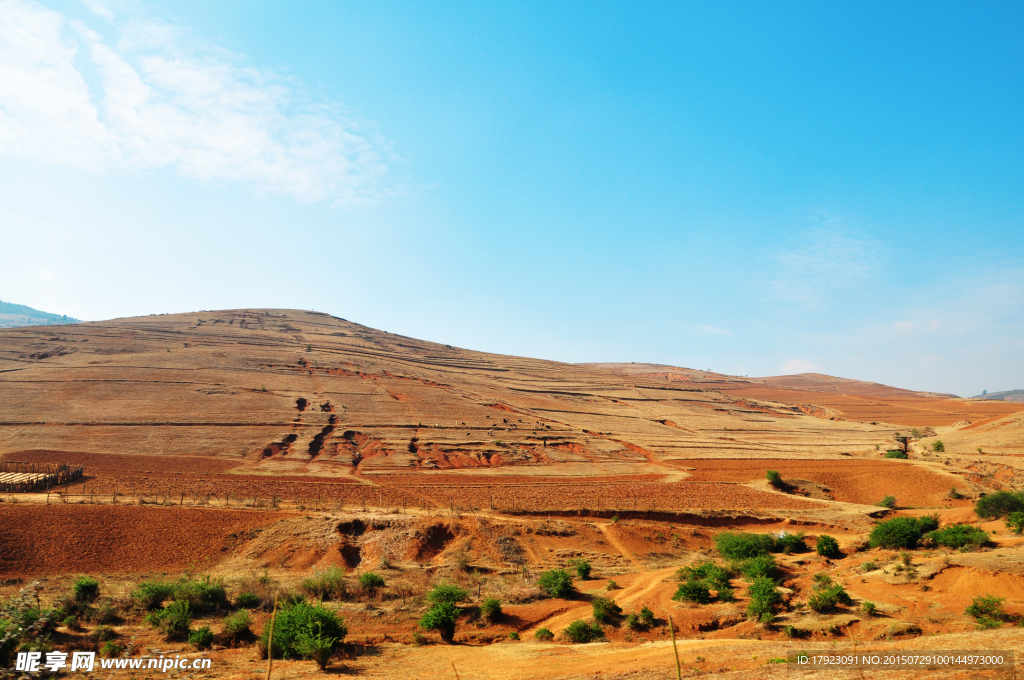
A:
599 522 645 570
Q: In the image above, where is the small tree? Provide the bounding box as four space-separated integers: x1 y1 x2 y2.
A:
427 583 469 606
975 491 1024 519
591 597 622 623
876 495 897 508
534 627 554 641
816 535 841 558
932 440 945 452
419 602 460 643
73 576 100 604
562 619 603 643
673 580 711 604
746 577 781 622
568 558 592 580
1005 512 1024 534
766 470 785 489
480 597 502 623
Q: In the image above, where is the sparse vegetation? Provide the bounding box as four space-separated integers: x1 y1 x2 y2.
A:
302 566 347 601
816 534 841 558
806 574 853 612
965 594 1008 629
868 514 939 549
975 490 1024 519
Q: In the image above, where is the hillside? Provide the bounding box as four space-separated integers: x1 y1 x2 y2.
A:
973 388 1024 403
0 299 79 328
2 309 1024 678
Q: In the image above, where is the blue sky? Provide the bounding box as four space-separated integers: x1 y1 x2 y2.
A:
1 0 1022 397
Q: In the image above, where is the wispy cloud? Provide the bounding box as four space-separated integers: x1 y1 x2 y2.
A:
769 214 883 309
692 324 732 337
0 0 389 205
781 358 818 374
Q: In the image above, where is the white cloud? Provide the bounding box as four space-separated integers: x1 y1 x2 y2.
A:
0 0 389 205
781 358 818 374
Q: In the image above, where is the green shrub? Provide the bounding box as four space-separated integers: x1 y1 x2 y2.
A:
480 597 502 623
815 534 841 558
419 602 460 643
925 524 990 550
1005 512 1024 534
427 583 468 606
624 613 640 630
145 601 192 640
222 610 252 643
294 629 337 669
302 567 347 601
62 615 79 631
173 577 227 614
672 580 711 604
236 592 261 609
975 491 1024 519
562 619 603 643
538 569 574 598
411 631 428 645
92 624 116 642
868 515 939 549
99 641 124 658
358 572 386 598
884 450 908 459
73 576 100 604
132 579 176 610
638 606 655 627
766 470 785 489
714 532 774 559
862 601 877 617
932 440 945 452
534 627 554 641
965 594 1006 621
746 577 781 620
260 601 347 659
717 586 735 602
739 554 777 580
676 561 731 590
92 600 118 625
591 597 622 623
807 582 852 612
774 532 806 554
508 630 520 640
568 558 592 580
189 626 214 650
877 495 897 508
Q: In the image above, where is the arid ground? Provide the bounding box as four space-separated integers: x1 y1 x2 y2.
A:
1 309 1022 678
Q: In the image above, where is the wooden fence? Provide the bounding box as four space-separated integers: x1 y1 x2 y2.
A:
0 462 84 493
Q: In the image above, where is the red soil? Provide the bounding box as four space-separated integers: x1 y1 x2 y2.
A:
0 504 287 575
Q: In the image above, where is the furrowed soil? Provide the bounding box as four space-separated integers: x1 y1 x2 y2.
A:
0 309 1022 679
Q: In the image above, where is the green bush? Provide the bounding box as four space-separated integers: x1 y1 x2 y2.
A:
562 619 603 643
975 491 1024 519
965 594 1006 621
862 601 877 617
884 450 908 459
672 580 711 604
173 577 227 614
932 440 945 452
766 470 785 489
774 532 806 554
222 610 252 644
807 581 852 612
877 495 897 508
481 597 502 623
638 606 655 627
568 558 592 580
624 613 640 630
236 592 261 609
145 600 192 640
591 597 622 623
925 524 990 550
295 629 337 669
99 642 124 658
302 567 347 601
714 532 775 559
189 626 214 650
746 577 781 621
427 583 468 606
73 576 100 604
868 515 939 549
816 535 841 558
739 554 777 580
538 569 574 598
534 627 554 641
358 572 386 598
676 561 731 590
62 615 79 631
92 624 116 642
92 600 118 625
1005 512 1024 534
132 579 176 610
419 602 460 643
260 601 347 659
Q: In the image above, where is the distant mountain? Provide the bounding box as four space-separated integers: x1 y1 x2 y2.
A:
973 389 1024 403
0 300 79 328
